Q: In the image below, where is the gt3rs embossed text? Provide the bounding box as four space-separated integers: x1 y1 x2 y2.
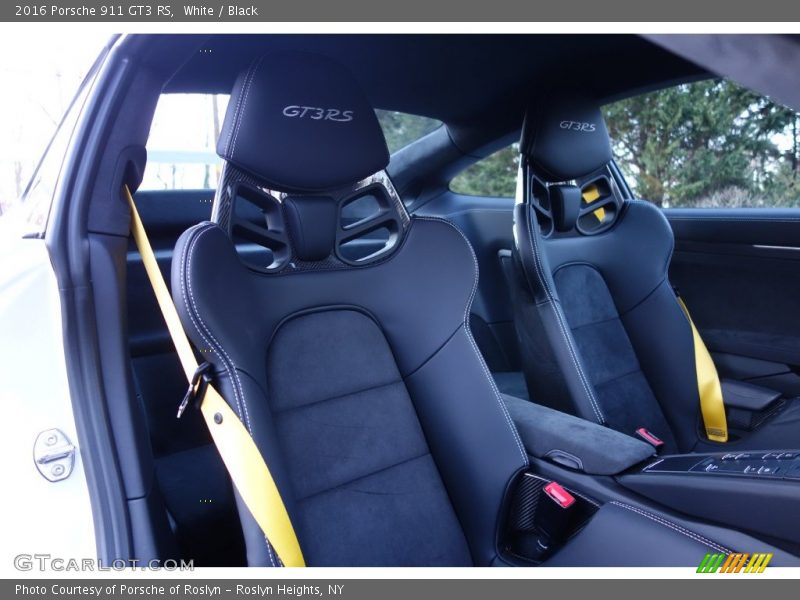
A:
282 105 355 122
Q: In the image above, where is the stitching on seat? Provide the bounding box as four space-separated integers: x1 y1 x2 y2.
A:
223 59 258 156
525 216 604 423
530 227 604 424
592 367 645 390
413 216 528 465
230 57 264 157
274 378 404 416
568 313 620 332
181 224 275 563
609 501 733 554
296 452 432 503
180 223 253 435
185 224 252 433
627 200 674 279
524 209 605 424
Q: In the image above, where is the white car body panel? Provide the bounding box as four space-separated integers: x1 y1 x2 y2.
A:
0 223 96 572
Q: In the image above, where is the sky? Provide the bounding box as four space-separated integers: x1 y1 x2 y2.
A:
0 31 112 213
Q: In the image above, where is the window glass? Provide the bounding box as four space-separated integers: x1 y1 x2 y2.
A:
141 94 229 191
16 77 94 233
603 79 800 208
375 110 442 154
0 36 106 231
449 144 520 198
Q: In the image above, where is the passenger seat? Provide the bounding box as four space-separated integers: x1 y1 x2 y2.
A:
504 93 800 453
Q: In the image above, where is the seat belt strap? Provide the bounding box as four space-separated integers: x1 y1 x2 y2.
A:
124 185 305 567
676 295 728 443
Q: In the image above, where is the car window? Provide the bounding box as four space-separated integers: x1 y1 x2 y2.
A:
449 143 520 198
141 96 441 191
15 76 95 234
141 94 229 191
374 110 442 154
0 38 106 232
603 79 800 208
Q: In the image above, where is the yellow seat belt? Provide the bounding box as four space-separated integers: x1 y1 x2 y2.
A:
124 185 305 567
676 295 729 443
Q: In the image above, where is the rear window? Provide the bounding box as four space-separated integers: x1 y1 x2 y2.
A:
375 110 442 154
141 94 229 191
141 95 440 191
449 144 520 198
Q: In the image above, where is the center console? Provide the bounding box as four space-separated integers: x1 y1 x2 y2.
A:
618 450 800 545
503 393 800 557
639 449 800 479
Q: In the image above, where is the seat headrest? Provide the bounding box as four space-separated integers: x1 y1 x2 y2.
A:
549 184 582 232
283 195 338 262
521 94 612 182
217 51 389 193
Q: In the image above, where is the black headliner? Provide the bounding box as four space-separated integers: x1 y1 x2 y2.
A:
160 34 705 132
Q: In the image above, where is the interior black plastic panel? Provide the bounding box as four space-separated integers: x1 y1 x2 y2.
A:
132 189 215 248
89 232 177 561
666 209 800 396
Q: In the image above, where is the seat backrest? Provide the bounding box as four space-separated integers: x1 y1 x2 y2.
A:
510 94 706 453
172 51 528 566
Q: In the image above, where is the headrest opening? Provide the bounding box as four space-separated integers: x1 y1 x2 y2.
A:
575 178 619 235
335 176 406 266
521 94 612 183
217 51 389 194
214 164 410 273
526 174 621 238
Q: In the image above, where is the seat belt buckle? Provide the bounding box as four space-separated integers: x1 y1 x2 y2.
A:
177 362 213 418
635 427 665 449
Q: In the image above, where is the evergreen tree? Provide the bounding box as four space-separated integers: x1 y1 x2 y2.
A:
449 144 519 197
603 80 799 207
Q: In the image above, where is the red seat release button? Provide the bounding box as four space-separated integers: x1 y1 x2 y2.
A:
636 427 665 448
543 481 576 508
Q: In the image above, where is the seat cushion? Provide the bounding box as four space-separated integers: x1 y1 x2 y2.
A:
266 309 472 566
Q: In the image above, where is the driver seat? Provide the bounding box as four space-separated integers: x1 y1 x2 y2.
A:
170 51 796 566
